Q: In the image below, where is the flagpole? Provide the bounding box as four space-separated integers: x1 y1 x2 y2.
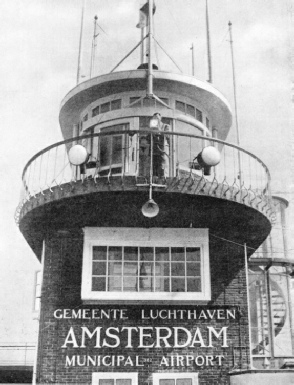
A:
90 15 99 78
206 0 212 83
147 0 154 96
77 0 85 85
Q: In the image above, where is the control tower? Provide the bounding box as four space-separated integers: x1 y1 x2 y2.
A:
15 1 294 384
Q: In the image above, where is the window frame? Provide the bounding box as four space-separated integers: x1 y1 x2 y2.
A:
92 372 138 385
82 228 210 303
153 372 199 385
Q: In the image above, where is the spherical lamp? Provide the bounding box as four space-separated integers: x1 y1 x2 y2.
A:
141 199 159 218
68 145 89 166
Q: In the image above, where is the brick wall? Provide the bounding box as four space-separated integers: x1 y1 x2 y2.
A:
36 232 250 385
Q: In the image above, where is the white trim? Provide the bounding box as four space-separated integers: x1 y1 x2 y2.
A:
81 228 210 303
92 372 138 385
153 372 199 385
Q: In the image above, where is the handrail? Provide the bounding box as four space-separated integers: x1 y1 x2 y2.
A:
22 129 271 181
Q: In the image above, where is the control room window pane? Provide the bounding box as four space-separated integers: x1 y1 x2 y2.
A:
92 261 106 276
109 247 122 260
187 104 195 117
140 247 154 261
155 247 169 261
100 102 110 113
111 99 121 110
196 109 203 122
187 262 200 276
112 135 123 164
176 101 185 113
92 105 100 117
159 381 175 385
124 247 138 261
155 277 170 292
100 136 111 167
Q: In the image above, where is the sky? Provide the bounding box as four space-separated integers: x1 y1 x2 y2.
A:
0 0 293 354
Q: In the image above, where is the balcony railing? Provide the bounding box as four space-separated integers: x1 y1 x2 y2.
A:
0 344 35 366
16 130 273 223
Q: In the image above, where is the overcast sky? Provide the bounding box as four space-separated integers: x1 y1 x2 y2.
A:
0 0 293 347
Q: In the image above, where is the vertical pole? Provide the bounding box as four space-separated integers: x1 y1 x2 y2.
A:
77 0 85 84
191 43 195 76
244 243 253 369
228 21 242 189
147 0 154 96
206 0 212 83
140 27 145 64
90 16 98 78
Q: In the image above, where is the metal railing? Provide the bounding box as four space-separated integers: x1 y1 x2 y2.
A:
16 129 273 223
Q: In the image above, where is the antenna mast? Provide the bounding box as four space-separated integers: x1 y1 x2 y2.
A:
76 0 85 84
90 15 99 78
147 0 154 96
206 0 212 83
190 43 195 76
228 21 242 186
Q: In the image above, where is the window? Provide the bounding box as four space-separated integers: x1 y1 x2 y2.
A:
176 100 186 113
92 105 100 117
196 109 202 122
92 372 138 385
153 373 198 385
206 117 210 129
111 99 122 111
101 102 111 113
82 228 210 302
187 104 195 117
82 113 88 122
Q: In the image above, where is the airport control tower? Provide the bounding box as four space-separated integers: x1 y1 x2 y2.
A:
16 1 294 384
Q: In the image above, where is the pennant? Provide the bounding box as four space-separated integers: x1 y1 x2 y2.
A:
136 2 156 29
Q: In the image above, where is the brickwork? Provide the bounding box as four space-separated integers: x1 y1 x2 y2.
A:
36 232 250 385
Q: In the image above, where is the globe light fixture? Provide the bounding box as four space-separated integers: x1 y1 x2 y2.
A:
68 145 89 166
141 198 159 218
149 112 161 129
196 146 221 175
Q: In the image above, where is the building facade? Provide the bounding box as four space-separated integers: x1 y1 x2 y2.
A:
16 2 294 384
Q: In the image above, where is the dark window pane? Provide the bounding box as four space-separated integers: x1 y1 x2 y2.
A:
187 277 201 292
130 96 141 106
172 278 185 292
155 247 169 261
93 246 107 261
92 261 106 275
109 247 122 260
187 104 195 117
100 136 111 166
92 277 106 291
171 247 185 261
139 116 149 130
112 135 122 164
186 247 200 261
160 380 175 385
92 105 100 117
124 247 138 261
117 380 132 385
196 109 203 122
100 379 114 385
171 262 185 276
140 247 154 261
82 113 88 122
159 97 169 105
139 275 153 292
155 277 170 292
178 380 192 385
111 99 121 110
143 97 155 107
108 276 122 291
206 117 210 128
186 262 200 276
101 102 110 113
176 101 185 113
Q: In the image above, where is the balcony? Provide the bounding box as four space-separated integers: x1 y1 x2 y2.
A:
16 130 273 256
